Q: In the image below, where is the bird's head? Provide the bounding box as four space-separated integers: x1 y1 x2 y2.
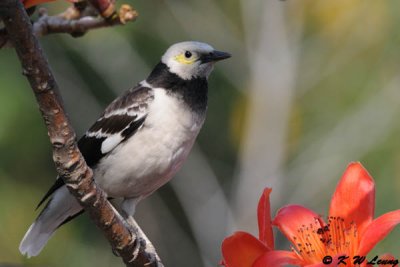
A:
161 41 231 80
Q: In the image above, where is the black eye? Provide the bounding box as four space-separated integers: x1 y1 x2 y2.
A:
184 51 192 58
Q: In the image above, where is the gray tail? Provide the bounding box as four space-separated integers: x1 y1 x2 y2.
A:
19 186 82 257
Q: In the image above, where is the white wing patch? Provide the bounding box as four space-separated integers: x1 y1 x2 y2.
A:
101 134 124 154
80 84 154 163
86 129 111 138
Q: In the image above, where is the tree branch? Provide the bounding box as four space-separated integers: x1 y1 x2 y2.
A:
0 1 162 266
32 4 137 37
0 1 138 48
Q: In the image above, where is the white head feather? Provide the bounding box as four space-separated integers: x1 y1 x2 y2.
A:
161 41 216 80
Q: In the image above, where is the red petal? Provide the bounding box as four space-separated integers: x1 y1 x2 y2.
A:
329 162 375 235
257 188 274 249
22 0 55 8
272 205 324 245
357 210 400 255
307 264 336 267
301 254 348 267
253 250 302 267
221 231 268 267
306 260 343 267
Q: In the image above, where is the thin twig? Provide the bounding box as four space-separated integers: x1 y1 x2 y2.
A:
33 5 137 37
0 3 138 48
0 1 161 266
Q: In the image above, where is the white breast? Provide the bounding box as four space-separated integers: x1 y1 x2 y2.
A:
94 88 205 198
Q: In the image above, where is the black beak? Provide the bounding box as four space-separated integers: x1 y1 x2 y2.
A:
200 50 231 63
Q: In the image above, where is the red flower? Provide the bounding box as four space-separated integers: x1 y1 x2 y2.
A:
258 162 400 266
221 188 276 267
221 162 399 267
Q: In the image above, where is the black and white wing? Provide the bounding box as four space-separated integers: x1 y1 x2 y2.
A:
36 84 154 208
79 85 154 167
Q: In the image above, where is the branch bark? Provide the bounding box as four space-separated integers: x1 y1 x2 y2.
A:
0 1 162 266
0 1 138 48
33 5 137 37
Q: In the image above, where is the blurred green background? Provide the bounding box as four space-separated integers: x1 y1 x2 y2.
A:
1 0 399 266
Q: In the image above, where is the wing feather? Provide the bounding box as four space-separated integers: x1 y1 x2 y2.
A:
80 84 153 166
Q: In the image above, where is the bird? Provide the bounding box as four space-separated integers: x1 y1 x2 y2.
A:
19 41 231 257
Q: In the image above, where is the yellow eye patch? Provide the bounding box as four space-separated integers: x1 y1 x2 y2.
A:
174 53 197 64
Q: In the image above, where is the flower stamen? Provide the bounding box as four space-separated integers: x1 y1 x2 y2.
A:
292 216 359 266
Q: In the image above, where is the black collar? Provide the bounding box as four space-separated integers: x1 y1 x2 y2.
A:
146 62 208 113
